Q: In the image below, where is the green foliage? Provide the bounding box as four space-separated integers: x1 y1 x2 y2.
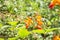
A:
0 23 3 28
0 25 17 40
7 21 18 26
0 38 4 40
18 28 30 38
32 29 45 34
8 38 16 40
32 28 60 34
0 0 60 40
45 28 59 33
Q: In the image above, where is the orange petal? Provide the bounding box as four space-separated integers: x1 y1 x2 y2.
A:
35 25 42 30
37 21 43 26
36 16 42 19
26 24 29 29
49 2 55 9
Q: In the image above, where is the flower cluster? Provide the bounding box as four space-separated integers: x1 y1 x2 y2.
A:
24 14 43 30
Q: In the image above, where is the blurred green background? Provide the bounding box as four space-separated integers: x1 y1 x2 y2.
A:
0 0 60 40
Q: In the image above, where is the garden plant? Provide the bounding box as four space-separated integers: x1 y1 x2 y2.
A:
0 0 60 40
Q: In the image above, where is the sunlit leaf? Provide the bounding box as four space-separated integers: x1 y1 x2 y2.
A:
31 28 60 34
8 21 18 26
0 38 4 40
45 28 60 33
18 28 30 38
32 29 45 34
47 21 52 25
8 38 16 40
0 23 3 28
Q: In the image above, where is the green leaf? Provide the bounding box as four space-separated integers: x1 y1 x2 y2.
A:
8 38 16 40
0 38 4 40
47 21 52 25
0 23 3 28
45 28 59 33
32 29 45 34
31 28 60 34
8 21 18 26
18 28 30 38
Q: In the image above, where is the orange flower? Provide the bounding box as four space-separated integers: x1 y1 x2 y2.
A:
37 21 43 26
24 20 30 28
35 21 43 30
24 17 33 28
35 15 43 26
35 15 43 29
49 0 60 9
35 25 42 30
53 35 60 40
24 14 43 30
35 15 42 21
